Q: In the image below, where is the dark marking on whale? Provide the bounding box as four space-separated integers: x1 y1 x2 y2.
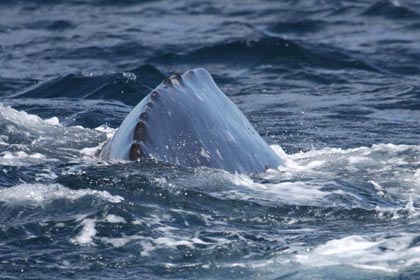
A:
100 68 282 173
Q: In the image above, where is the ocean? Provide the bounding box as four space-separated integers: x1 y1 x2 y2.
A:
0 0 420 279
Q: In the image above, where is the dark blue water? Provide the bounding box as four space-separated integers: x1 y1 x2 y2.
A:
1 0 420 279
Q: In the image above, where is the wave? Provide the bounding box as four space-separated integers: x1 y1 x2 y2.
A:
12 64 165 107
363 0 419 19
0 77 37 98
0 0 154 5
266 19 327 35
24 19 75 31
148 37 379 72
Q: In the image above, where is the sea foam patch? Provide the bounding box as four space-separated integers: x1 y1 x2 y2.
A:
0 103 61 128
0 151 52 167
80 125 118 160
228 173 335 206
71 218 97 246
0 183 124 205
295 234 420 272
269 143 420 208
287 144 420 168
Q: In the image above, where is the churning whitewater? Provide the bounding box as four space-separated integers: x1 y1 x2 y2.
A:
1 101 419 279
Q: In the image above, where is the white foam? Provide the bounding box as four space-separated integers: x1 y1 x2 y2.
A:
80 146 102 159
0 103 61 128
153 237 196 249
0 183 124 205
415 170 420 187
271 145 305 170
369 180 385 197
267 143 420 207
1 151 44 160
0 151 50 167
79 127 116 161
0 104 110 165
71 219 97 246
99 212 222 256
405 196 415 213
105 214 126 224
44 117 60 126
94 124 116 140
286 144 419 164
228 173 341 206
296 234 420 272
138 234 213 256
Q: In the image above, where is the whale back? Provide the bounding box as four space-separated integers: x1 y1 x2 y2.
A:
100 68 282 173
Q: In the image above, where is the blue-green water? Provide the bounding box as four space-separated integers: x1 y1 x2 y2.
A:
0 0 420 279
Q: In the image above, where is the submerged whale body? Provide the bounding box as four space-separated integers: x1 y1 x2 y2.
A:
100 68 282 173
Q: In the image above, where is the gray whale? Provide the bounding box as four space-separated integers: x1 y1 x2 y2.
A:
100 68 282 173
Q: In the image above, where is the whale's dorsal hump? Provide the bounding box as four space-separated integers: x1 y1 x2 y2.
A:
100 68 282 173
